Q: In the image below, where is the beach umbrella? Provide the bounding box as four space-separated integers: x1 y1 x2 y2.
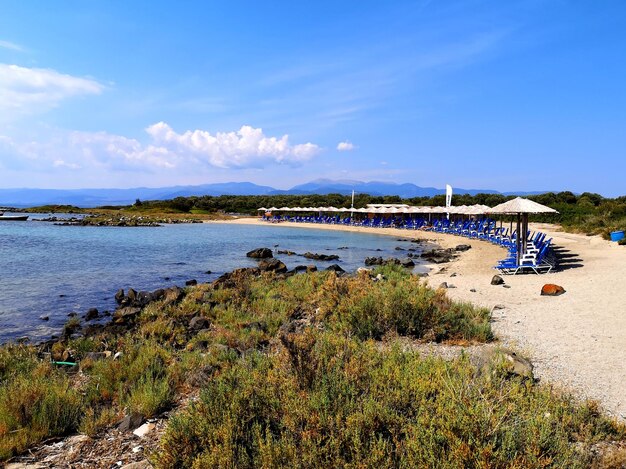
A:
486 197 558 264
257 207 267 211
268 207 278 211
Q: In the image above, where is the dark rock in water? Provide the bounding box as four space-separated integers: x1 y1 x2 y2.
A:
326 264 345 273
39 315 49 321
67 312 77 318
117 413 144 432
185 279 198 286
59 294 66 298
306 265 317 272
303 252 339 261
395 246 405 251
541 284 566 296
163 276 171 281
365 256 384 266
420 249 457 264
258 258 288 273
491 275 505 286
85 308 99 321
277 250 297 256
401 258 415 267
294 265 308 272
114 289 125 304
205 270 212 274
189 316 210 331
246 247 273 259
455 244 472 252
337 246 349 250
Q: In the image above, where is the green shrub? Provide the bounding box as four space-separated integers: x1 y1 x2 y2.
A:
156 333 624 468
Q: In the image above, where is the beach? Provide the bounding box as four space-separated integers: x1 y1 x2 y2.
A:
220 217 626 421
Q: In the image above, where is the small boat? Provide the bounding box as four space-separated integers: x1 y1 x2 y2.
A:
0 215 29 221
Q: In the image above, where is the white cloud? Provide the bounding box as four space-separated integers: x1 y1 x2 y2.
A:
0 123 321 173
0 64 104 116
337 141 357 151
0 40 24 52
146 122 320 168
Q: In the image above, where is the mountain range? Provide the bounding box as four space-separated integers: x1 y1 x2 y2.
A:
0 179 546 208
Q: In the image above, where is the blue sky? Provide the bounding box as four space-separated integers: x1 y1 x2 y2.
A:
0 1 624 196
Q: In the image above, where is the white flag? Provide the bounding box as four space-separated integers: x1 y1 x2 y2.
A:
445 184 453 208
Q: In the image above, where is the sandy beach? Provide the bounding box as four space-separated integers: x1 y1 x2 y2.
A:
218 217 626 421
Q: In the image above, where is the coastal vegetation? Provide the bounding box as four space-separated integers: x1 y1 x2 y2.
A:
1 266 624 466
24 190 625 239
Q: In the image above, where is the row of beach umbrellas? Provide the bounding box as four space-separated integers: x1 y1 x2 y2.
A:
257 204 492 215
259 197 559 263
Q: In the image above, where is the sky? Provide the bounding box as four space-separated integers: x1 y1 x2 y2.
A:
0 0 625 196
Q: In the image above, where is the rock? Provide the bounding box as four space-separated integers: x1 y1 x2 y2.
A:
294 265 308 272
277 250 297 256
357 267 372 275
503 284 511 289
185 279 198 286
187 365 218 388
475 348 534 380
213 267 260 288
470 288 477 292
85 308 99 321
450 272 457 277
152 288 166 301
127 288 137 302
306 265 317 272
421 249 457 264
364 256 384 266
400 258 415 267
303 252 339 261
118 412 144 432
375 274 385 282
163 286 185 305
541 284 566 296
113 307 141 320
205 270 212 274
455 244 472 252
133 422 156 438
491 275 505 286
258 258 288 273
493 304 506 310
39 315 49 321
189 316 210 331
326 264 345 273
394 246 405 251
115 288 125 304
67 312 77 318
438 282 448 289
246 247 273 259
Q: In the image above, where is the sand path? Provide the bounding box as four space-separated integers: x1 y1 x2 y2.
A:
215 218 626 421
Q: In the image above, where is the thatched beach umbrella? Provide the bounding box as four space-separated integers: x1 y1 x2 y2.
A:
486 197 558 264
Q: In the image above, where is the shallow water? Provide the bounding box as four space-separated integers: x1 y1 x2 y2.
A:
0 217 431 342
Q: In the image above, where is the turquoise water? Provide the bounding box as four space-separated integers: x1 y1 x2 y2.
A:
0 217 430 342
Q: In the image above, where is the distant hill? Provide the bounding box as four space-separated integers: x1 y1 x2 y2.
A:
0 180 548 208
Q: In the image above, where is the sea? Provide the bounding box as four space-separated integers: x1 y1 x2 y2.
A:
0 214 432 343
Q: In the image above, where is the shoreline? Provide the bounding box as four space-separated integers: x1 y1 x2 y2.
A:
213 217 626 422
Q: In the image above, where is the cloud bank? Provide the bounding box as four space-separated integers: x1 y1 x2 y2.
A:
0 64 104 115
0 123 321 173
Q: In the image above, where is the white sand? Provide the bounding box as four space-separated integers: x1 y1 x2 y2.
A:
214 218 626 421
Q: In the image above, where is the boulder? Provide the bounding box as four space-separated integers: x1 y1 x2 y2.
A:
258 258 288 273
114 288 125 304
85 308 99 321
541 284 566 296
213 267 260 288
303 252 339 261
39 315 49 321
185 279 198 286
455 244 472 252
117 412 144 432
326 264 345 273
491 275 505 285
127 288 137 302
246 247 273 259
189 316 210 331
277 250 297 256
394 246 405 251
306 265 317 272
364 256 384 266
400 258 415 267
475 348 534 380
113 307 141 320
293 265 308 272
